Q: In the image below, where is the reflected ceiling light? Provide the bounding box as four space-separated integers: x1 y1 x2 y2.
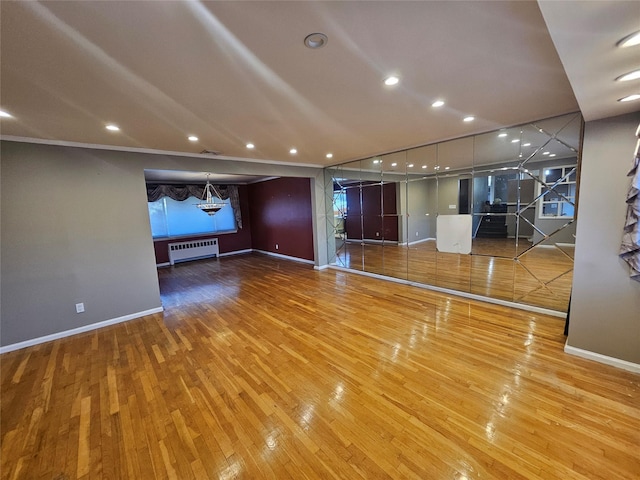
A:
511 139 520 143
463 116 475 122
549 154 556 157
617 30 640 48
431 100 445 107
444 166 450 170
422 165 427 169
188 135 198 142
618 94 640 102
615 69 640 82
326 153 333 159
384 75 400 86
246 143 255 149
289 148 297 154
373 159 380 164
0 110 13 118
105 124 120 131
543 151 550 155
498 132 508 138
407 163 414 168
304 32 328 49
391 162 397 167
523 142 531 147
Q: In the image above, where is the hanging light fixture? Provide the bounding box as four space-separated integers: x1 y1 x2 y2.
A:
196 175 226 216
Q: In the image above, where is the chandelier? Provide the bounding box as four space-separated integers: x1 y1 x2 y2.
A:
196 175 226 216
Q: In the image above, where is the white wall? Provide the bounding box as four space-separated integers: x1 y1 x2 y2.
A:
568 111 640 365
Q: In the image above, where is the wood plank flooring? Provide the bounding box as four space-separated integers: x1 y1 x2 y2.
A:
1 253 638 479
335 240 574 312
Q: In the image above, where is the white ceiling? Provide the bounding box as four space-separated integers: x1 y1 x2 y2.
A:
0 1 637 170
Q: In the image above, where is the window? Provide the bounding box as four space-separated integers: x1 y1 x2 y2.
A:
333 189 347 218
148 196 236 238
539 166 576 219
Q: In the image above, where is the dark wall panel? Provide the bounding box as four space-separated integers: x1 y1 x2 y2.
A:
345 183 398 241
248 177 314 261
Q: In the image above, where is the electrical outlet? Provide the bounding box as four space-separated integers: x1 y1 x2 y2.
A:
416 231 419 237
376 232 380 237
275 244 279 250
75 303 85 314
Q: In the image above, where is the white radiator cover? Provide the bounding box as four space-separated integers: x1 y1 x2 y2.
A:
168 238 219 265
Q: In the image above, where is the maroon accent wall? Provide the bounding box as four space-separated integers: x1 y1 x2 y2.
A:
152 185 253 264
248 177 314 261
345 183 398 241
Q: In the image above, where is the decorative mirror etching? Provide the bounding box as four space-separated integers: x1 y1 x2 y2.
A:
327 113 582 312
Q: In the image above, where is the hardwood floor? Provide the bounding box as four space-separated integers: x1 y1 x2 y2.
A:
335 240 574 312
1 253 638 479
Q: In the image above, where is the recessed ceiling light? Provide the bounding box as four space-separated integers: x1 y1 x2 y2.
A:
523 142 531 147
615 69 640 82
444 166 450 170
0 110 13 118
188 135 198 142
463 116 475 122
384 76 400 86
434 165 440 170
432 100 445 108
391 162 397 167
618 94 640 102
289 148 297 154
422 165 427 169
106 124 120 131
304 33 328 49
543 151 550 155
617 30 640 48
498 132 508 138
326 153 333 159
407 164 414 168
511 139 520 143
246 143 255 149
549 154 556 157
373 159 380 164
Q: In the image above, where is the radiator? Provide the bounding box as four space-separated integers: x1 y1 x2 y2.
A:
168 238 219 265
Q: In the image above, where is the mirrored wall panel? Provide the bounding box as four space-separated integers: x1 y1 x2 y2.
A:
326 112 582 313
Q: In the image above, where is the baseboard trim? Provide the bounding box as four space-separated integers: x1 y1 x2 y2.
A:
564 344 640 373
0 307 164 354
314 264 330 271
399 237 436 247
219 249 253 257
345 238 399 245
156 262 171 267
253 249 315 265
327 265 566 317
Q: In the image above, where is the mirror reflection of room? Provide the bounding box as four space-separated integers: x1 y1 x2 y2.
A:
328 112 581 313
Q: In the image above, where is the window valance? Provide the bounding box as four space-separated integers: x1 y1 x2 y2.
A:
146 184 242 229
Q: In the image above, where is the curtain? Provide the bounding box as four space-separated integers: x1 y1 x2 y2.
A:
619 125 640 281
146 184 243 229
